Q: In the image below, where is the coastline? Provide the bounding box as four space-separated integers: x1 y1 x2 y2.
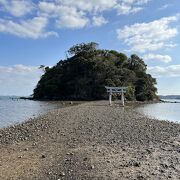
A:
0 101 180 179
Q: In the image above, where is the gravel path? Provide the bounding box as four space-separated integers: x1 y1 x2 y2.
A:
0 101 180 179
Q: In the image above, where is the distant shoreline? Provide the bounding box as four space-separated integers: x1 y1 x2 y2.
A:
160 99 180 103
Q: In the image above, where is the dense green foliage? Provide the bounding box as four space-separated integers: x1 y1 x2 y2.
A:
33 43 158 101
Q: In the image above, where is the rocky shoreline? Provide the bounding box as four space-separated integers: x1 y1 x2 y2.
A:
0 101 180 179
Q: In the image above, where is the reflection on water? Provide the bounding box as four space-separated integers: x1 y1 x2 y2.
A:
0 97 65 128
137 100 180 123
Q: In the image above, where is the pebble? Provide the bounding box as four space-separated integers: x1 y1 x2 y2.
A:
177 149 180 153
32 142 37 146
41 155 46 158
90 165 95 169
83 157 88 161
134 162 141 167
146 149 152 154
137 175 145 180
59 172 65 176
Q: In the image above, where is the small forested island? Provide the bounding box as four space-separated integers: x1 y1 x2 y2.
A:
33 42 158 101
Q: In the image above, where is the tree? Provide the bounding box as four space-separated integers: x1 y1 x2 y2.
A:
127 54 147 72
68 42 99 56
39 65 50 73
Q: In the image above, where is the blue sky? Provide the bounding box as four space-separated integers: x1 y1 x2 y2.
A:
0 0 180 96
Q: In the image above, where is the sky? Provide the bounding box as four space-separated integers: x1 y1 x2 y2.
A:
0 0 180 96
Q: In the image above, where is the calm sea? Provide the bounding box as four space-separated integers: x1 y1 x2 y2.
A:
0 96 65 128
137 99 180 123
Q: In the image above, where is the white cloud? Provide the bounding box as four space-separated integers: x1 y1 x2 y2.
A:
143 54 172 63
158 4 171 11
0 65 43 96
92 16 108 26
58 0 117 13
117 16 178 53
56 15 89 29
38 1 110 29
0 0 151 38
115 0 150 15
38 0 151 29
56 8 89 29
116 4 142 15
39 2 89 29
148 65 180 77
136 0 150 5
0 17 58 39
0 0 34 17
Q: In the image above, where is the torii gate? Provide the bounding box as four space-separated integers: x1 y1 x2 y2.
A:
105 86 128 106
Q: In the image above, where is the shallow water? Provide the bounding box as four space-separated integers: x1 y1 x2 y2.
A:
137 99 180 123
0 97 65 128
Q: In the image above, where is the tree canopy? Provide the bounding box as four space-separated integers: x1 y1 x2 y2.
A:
33 42 158 101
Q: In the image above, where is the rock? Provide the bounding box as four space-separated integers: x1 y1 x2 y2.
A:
146 149 152 154
168 175 172 178
159 169 165 173
41 155 46 158
59 172 65 176
60 133 65 136
127 160 141 167
177 149 180 153
122 148 126 151
137 175 145 180
67 152 74 156
169 164 176 169
134 162 141 167
90 165 95 169
32 142 37 146
160 163 168 169
65 158 70 162
83 157 88 161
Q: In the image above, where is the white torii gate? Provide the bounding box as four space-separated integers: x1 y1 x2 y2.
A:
105 86 127 106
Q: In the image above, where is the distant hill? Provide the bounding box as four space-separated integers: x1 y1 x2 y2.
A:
159 95 180 99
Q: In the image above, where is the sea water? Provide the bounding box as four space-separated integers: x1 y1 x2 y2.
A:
0 96 64 128
137 99 180 123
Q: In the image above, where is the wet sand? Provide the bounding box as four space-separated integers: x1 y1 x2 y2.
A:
0 101 180 179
